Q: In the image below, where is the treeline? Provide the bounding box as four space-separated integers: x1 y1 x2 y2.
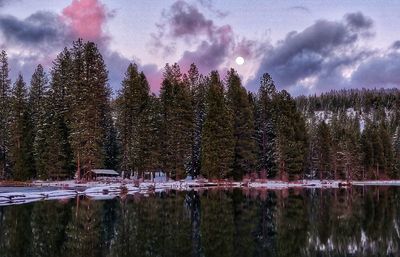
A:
0 39 399 181
299 89 400 180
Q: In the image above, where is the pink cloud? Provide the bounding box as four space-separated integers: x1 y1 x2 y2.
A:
62 0 108 42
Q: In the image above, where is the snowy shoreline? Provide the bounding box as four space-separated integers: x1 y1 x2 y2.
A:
1 179 400 206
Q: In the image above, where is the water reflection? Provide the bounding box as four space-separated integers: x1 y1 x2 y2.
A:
0 187 399 257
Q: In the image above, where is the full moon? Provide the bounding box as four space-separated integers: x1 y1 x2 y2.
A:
235 56 245 65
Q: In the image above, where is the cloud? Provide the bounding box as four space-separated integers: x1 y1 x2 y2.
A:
99 50 164 93
150 0 215 56
166 1 214 38
0 0 12 7
62 0 111 43
0 11 71 51
151 0 262 79
249 12 378 94
345 12 373 30
351 50 400 88
287 6 311 14
196 0 229 18
0 11 72 81
0 0 139 93
178 25 234 73
0 0 20 7
391 40 400 50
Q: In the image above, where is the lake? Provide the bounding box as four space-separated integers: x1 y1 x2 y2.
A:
0 187 399 257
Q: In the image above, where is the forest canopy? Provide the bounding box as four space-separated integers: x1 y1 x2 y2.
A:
0 40 399 181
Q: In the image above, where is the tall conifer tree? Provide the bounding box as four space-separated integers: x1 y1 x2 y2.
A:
275 90 307 180
255 73 278 178
226 69 256 179
29 64 49 178
10 75 34 180
160 63 193 179
0 50 11 178
188 64 207 178
69 40 110 178
201 71 234 179
116 63 151 177
46 48 75 179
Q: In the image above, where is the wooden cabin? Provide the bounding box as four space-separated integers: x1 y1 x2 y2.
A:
92 169 119 180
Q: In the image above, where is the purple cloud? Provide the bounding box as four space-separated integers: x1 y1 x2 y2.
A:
248 12 379 94
167 1 214 38
351 50 400 88
391 41 400 50
0 11 72 51
151 0 262 78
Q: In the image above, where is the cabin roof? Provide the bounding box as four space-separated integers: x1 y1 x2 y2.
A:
92 169 119 176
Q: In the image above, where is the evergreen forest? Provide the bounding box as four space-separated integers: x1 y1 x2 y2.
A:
0 40 399 181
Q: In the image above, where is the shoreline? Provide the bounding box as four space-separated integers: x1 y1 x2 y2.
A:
1 179 400 206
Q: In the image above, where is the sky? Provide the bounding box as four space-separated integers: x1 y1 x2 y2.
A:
0 0 399 95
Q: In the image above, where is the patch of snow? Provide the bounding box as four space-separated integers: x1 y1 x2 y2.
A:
2 178 400 206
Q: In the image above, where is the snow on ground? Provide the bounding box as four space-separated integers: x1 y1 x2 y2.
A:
1 179 400 206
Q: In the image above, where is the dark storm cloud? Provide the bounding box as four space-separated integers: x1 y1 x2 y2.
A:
249 12 376 93
391 41 400 50
0 11 71 50
351 51 400 88
345 12 373 30
0 11 72 85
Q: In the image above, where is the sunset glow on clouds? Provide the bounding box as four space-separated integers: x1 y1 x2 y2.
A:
0 0 399 95
62 0 108 42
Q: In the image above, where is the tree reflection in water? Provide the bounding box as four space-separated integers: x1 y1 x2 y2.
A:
0 187 399 257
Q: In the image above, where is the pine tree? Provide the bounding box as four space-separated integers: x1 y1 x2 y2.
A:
361 118 393 179
160 63 193 179
393 126 400 178
29 64 49 134
316 121 333 179
69 40 111 179
0 50 11 178
255 73 278 178
116 63 150 177
103 101 119 170
139 94 162 178
226 68 256 180
275 90 307 180
29 64 50 179
361 119 374 178
46 48 75 179
188 64 207 178
201 71 234 179
10 74 34 180
331 111 362 180
378 121 394 176
306 117 319 178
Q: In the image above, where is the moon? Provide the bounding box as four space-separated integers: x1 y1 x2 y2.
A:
235 56 245 65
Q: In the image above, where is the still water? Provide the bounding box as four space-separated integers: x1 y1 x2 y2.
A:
0 187 399 257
